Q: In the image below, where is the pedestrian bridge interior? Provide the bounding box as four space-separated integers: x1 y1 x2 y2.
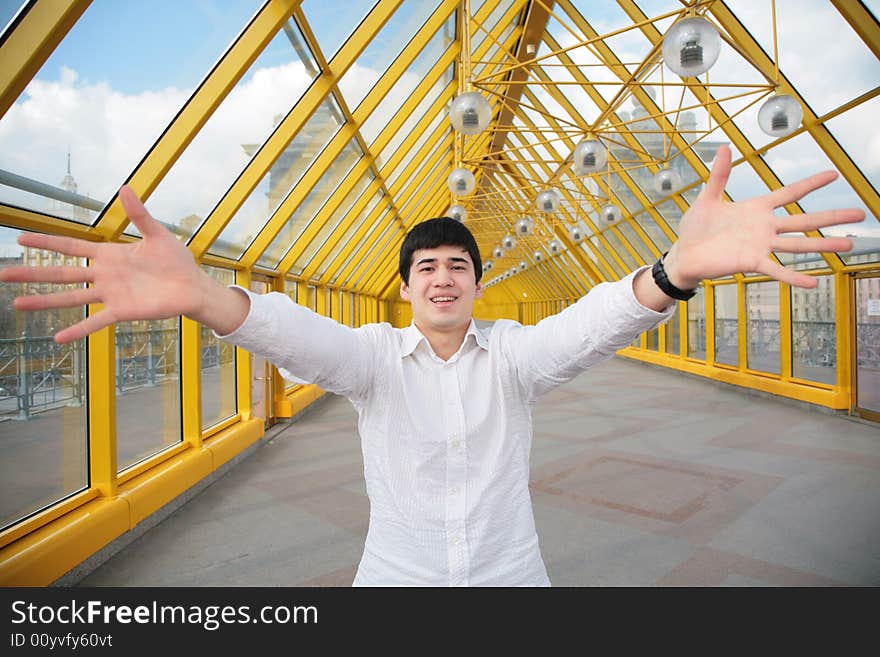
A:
0 0 878 586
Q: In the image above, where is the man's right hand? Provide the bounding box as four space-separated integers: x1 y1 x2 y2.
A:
0 186 250 343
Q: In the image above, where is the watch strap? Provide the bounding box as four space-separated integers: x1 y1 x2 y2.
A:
651 252 697 301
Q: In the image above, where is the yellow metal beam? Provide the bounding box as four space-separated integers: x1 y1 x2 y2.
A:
96 0 301 241
0 0 91 119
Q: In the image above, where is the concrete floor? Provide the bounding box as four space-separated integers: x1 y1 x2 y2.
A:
73 357 880 587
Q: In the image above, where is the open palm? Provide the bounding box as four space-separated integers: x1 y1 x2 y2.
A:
668 145 863 289
3 187 207 343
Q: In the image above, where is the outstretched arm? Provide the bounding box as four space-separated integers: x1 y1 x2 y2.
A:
0 186 250 342
633 144 865 311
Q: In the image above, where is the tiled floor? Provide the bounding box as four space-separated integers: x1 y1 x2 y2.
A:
76 357 880 587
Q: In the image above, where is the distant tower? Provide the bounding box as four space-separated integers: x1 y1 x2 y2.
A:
47 151 90 222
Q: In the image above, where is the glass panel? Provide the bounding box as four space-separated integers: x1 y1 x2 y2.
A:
617 220 655 264
138 18 319 240
257 138 363 269
687 287 706 360
645 328 658 351
360 13 455 147
471 0 516 54
382 106 446 183
289 172 374 276
855 276 880 413
300 0 378 61
791 275 836 386
337 0 440 112
665 303 680 356
746 281 780 375
347 219 402 289
376 67 452 171
209 96 345 260
635 212 673 254
327 204 391 284
200 266 236 430
714 284 738 367
824 97 880 266
115 318 181 471
283 278 298 303
761 132 877 267
0 2 259 223
604 228 639 271
0 226 88 531
316 192 386 280
580 241 615 281
725 0 880 117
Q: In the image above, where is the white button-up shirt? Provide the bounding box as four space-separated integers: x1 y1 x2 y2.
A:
218 267 672 586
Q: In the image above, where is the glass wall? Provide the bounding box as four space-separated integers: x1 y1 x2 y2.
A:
115 318 181 471
746 281 781 375
687 288 706 361
0 226 88 530
791 276 836 385
200 266 236 430
714 284 738 367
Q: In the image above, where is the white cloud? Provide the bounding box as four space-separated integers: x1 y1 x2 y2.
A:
0 59 316 231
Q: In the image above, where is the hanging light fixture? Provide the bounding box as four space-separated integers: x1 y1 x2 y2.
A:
757 94 803 137
533 250 543 262
569 225 585 243
600 202 620 223
502 234 517 251
449 91 492 135
662 15 721 77
493 246 504 259
548 239 561 255
514 217 534 236
447 204 467 222
653 167 682 195
572 138 607 176
483 260 494 271
519 260 527 271
536 188 563 214
447 167 476 195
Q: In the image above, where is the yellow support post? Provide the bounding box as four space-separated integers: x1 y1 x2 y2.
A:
180 317 203 449
87 310 116 498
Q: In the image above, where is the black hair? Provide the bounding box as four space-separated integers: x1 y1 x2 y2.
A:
398 217 482 285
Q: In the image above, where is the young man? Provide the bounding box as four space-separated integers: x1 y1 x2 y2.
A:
1 145 864 585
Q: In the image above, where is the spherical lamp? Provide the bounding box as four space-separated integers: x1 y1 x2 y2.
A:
653 167 682 195
502 234 517 251
572 139 608 176
493 246 504 259
449 91 492 136
448 204 467 222
533 250 543 263
447 167 476 196
600 202 620 223
519 260 527 271
548 239 561 255
514 217 534 236
757 94 802 137
569 225 585 243
483 260 493 271
662 16 721 77
536 188 563 214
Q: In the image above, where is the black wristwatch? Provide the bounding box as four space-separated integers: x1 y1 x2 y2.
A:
651 252 697 301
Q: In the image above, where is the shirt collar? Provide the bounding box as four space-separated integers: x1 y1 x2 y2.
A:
400 319 489 359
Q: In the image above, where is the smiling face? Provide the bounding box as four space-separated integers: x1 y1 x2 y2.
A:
399 244 482 335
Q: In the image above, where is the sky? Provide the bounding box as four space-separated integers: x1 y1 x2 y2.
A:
0 0 878 263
